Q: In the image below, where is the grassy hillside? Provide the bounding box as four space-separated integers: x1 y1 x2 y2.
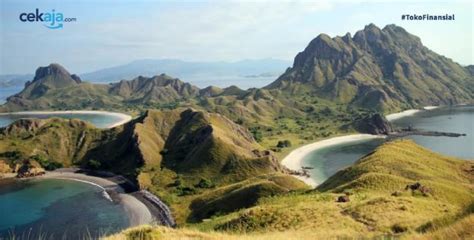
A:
5 25 473 155
0 118 103 168
0 108 307 224
107 140 473 239
267 24 474 112
1 23 472 239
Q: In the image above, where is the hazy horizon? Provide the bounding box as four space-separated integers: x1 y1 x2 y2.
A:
1 0 472 75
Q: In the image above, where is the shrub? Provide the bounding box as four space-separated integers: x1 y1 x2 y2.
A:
392 223 408 233
176 186 196 196
249 127 263 142
0 151 23 160
173 178 182 187
276 140 292 148
30 155 63 171
196 178 214 188
88 159 101 169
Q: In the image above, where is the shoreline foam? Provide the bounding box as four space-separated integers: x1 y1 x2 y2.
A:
281 134 386 187
35 171 152 226
0 110 132 128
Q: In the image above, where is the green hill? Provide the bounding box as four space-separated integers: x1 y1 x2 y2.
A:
1 24 473 238
106 140 474 239
266 24 473 112
0 64 201 112
0 108 307 224
1 24 472 161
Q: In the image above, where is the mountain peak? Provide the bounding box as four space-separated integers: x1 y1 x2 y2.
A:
364 23 381 31
33 63 80 83
6 63 82 102
315 33 332 42
266 23 473 111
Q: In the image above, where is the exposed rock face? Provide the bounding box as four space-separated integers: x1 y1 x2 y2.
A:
1 118 45 135
352 113 392 135
466 65 474 76
16 161 45 178
16 63 81 99
2 24 473 115
109 74 200 104
71 74 82 83
33 63 76 82
266 24 473 112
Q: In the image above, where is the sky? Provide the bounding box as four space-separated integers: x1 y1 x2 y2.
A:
0 0 472 75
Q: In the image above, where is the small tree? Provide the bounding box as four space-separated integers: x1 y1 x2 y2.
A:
277 140 292 148
250 127 263 142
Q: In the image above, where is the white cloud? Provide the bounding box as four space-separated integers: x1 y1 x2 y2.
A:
88 1 333 61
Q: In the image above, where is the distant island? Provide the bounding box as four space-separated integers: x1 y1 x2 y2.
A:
0 23 472 239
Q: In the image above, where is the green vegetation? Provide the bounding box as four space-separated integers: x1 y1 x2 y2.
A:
190 140 473 237
1 23 473 239
87 159 101 170
30 154 63 170
0 118 103 169
195 178 215 189
0 108 305 225
267 24 473 112
107 140 473 239
276 140 291 148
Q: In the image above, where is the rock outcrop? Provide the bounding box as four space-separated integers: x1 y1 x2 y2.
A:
16 160 45 178
109 74 200 104
352 113 392 135
13 63 81 100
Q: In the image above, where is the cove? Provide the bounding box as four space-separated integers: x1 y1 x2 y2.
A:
302 106 474 185
0 111 131 129
0 178 129 239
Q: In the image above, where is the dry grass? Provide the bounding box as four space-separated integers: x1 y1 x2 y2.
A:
104 225 368 240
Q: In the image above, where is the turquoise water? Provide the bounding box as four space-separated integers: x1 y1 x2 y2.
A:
0 179 128 239
0 113 124 129
0 86 23 104
391 106 474 159
302 106 474 185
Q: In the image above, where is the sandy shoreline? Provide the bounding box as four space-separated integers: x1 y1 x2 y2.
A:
423 106 439 110
0 110 132 128
385 109 421 121
281 134 386 187
5 170 153 227
281 106 442 187
385 106 440 121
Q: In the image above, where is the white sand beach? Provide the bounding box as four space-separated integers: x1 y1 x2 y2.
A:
0 110 132 128
423 106 439 110
385 106 440 121
282 106 442 187
385 109 421 121
36 171 152 226
281 134 386 187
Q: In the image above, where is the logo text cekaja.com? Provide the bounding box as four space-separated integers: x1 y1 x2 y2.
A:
19 9 77 29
